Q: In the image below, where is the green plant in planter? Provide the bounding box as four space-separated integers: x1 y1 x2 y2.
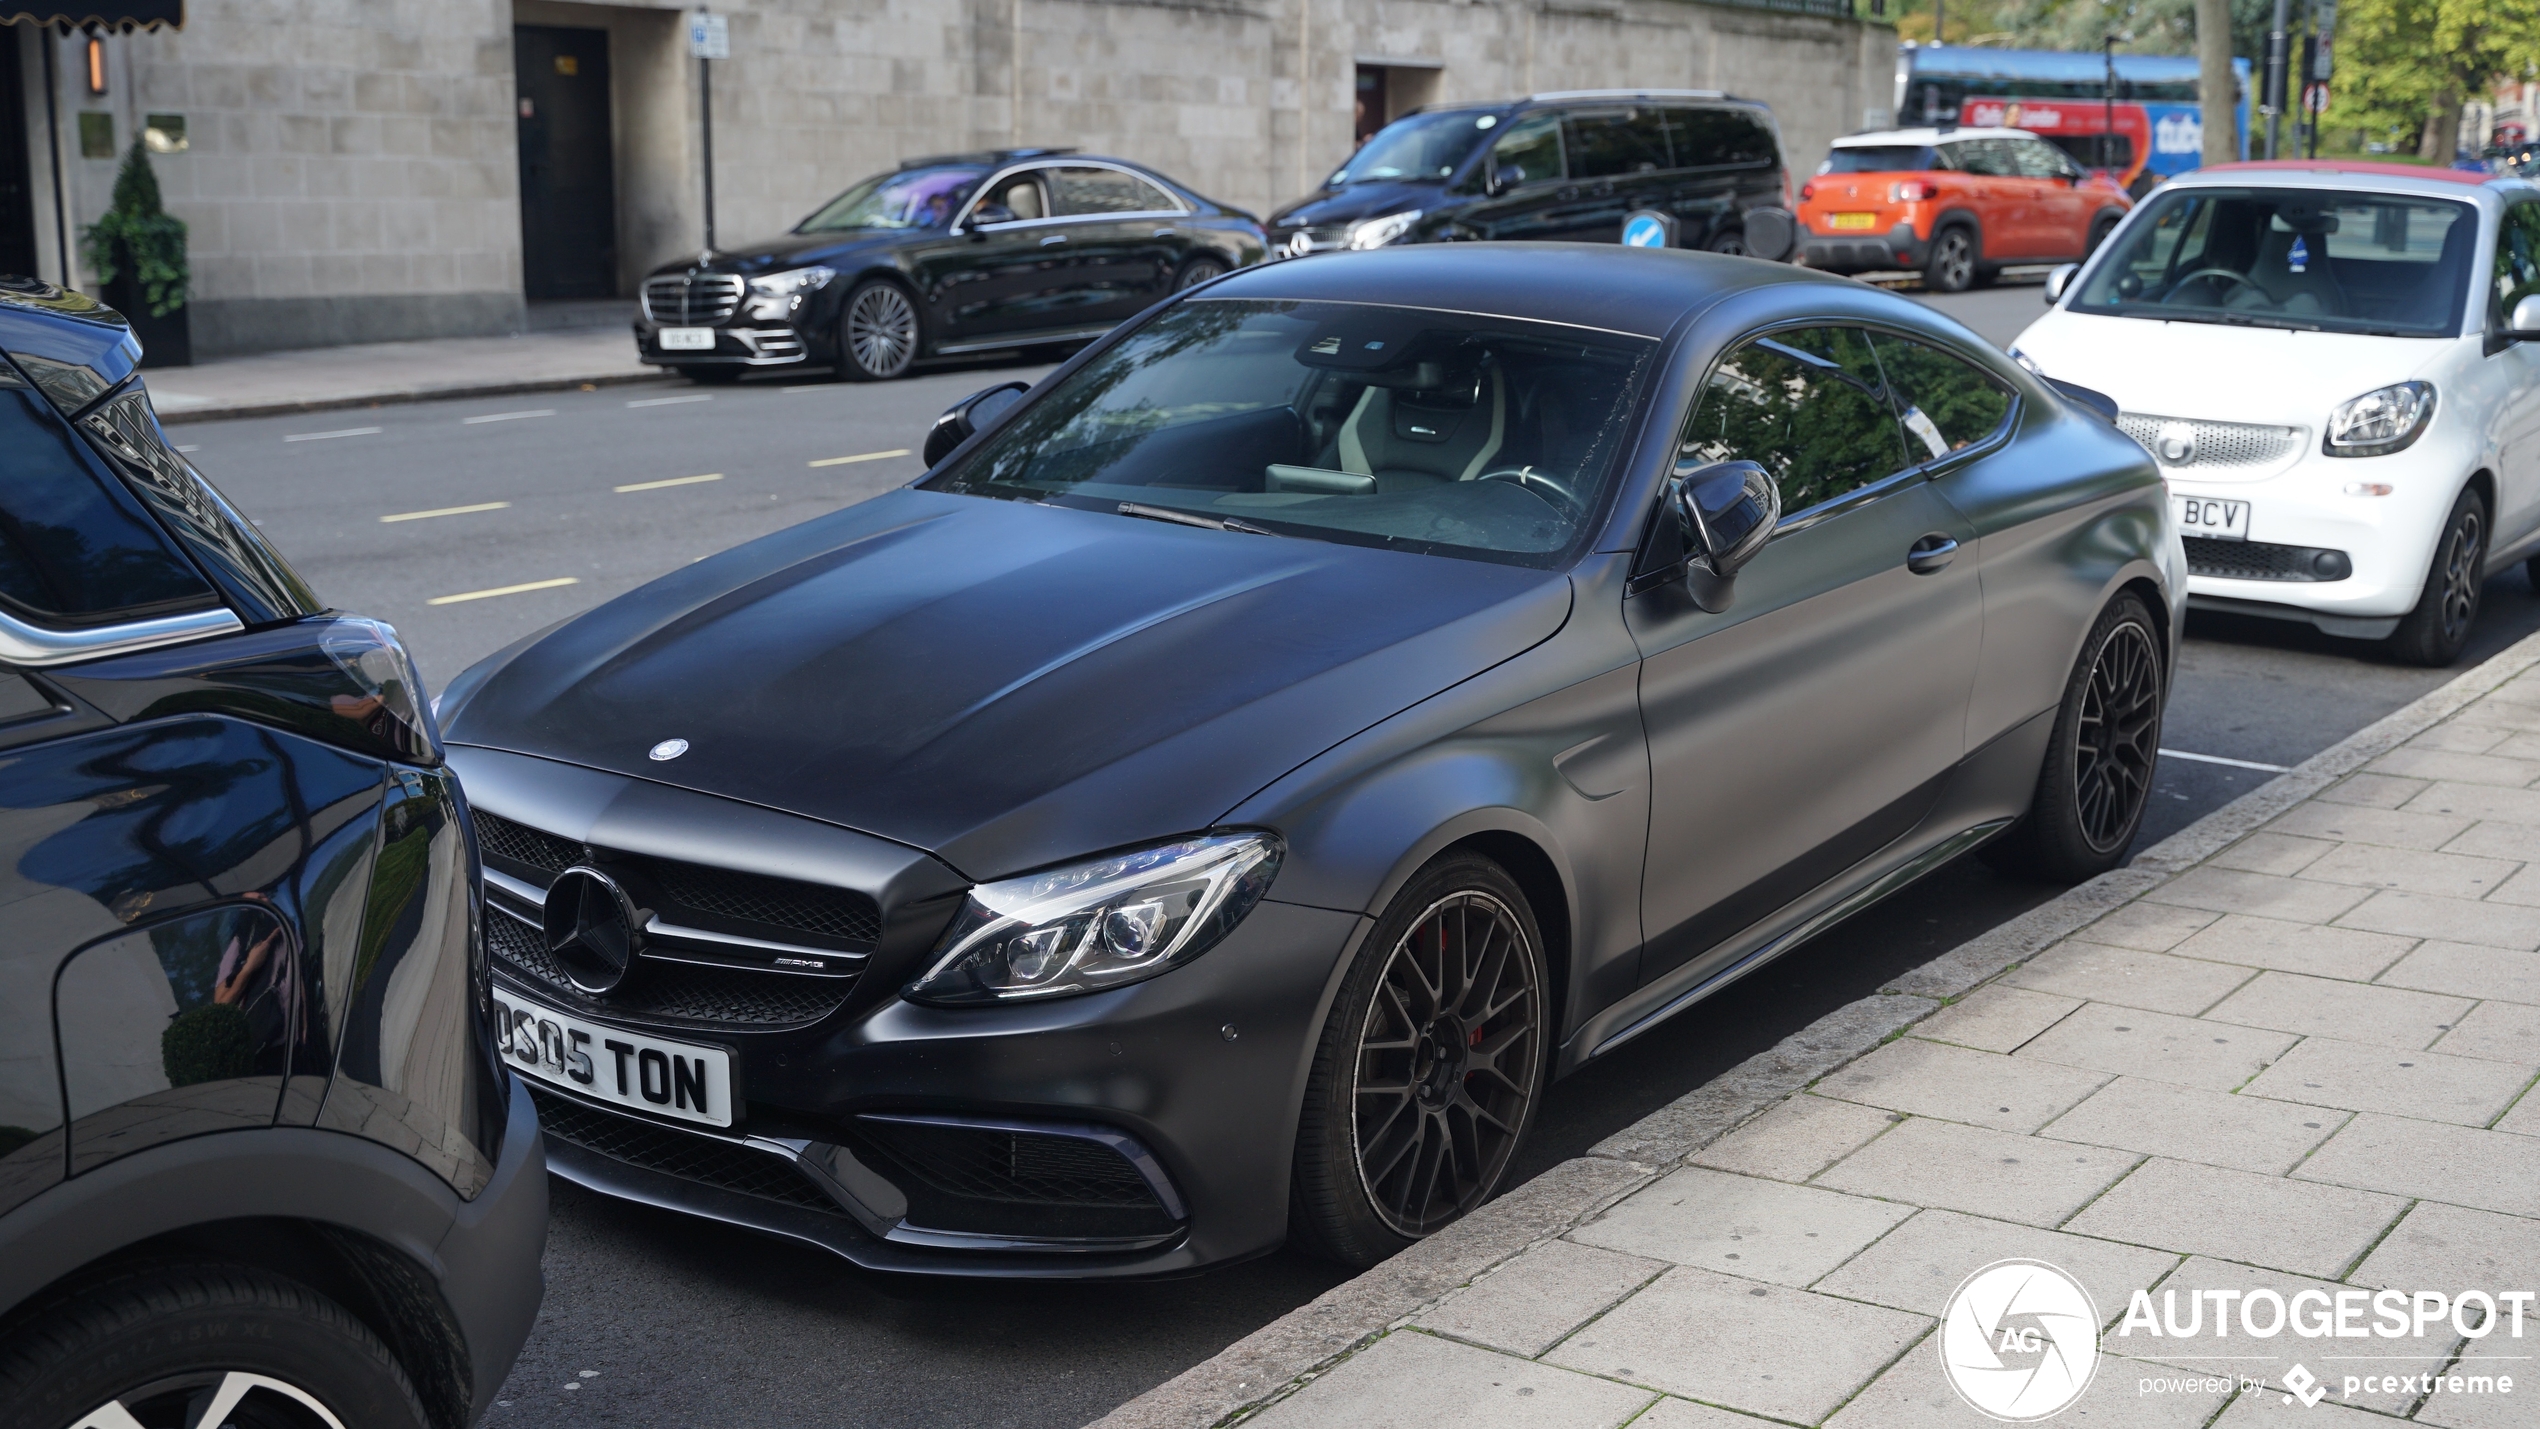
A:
82 139 188 318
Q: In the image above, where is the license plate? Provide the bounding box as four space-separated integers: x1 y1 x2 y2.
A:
491 985 735 1127
2173 495 2251 541
657 326 716 351
1828 212 1879 230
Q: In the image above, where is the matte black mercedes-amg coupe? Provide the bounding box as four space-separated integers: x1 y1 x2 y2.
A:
441 244 2183 1277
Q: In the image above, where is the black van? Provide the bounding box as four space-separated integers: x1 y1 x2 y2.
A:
0 278 543 1429
1267 89 1795 257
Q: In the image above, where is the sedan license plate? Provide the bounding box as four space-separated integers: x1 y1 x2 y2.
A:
2173 495 2251 541
1828 212 1879 230
657 326 716 351
491 985 734 1127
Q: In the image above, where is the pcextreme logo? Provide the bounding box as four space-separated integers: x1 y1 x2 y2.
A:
1940 1260 2102 1422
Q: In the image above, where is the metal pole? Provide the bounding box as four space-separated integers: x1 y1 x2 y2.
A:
40 23 69 287
700 49 715 252
2263 0 2288 158
2105 36 2118 178
1933 0 1944 46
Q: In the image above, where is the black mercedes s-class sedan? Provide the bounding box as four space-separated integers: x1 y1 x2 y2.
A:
0 278 543 1426
446 243 2182 1278
635 148 1267 383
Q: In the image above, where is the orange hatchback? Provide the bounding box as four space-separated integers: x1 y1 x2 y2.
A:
1796 127 2131 292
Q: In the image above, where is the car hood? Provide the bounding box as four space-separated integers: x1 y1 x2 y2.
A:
443 490 1573 881
2012 308 2463 425
1268 181 1444 230
645 230 912 279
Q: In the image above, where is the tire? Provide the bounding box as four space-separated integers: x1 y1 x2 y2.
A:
1705 228 1750 256
1290 852 1548 1268
1981 592 2166 882
2385 485 2488 667
1969 264 2000 289
1923 225 1977 292
0 1260 429 1429
2086 209 2123 255
1174 255 1230 291
835 278 922 381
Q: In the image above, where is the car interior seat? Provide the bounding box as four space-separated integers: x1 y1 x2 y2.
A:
2241 202 2350 317
1329 360 1506 493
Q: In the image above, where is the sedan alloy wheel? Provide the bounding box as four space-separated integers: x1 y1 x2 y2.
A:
2073 617 2162 852
840 280 920 381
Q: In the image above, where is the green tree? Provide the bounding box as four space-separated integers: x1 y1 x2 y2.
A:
2320 0 2540 159
80 140 188 317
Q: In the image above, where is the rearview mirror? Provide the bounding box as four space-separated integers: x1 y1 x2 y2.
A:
923 381 1029 467
1674 460 1780 612
2513 294 2540 339
2044 263 2079 303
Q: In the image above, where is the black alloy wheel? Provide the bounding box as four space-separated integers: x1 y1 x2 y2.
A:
837 278 921 381
1175 256 1229 291
0 1261 429 1429
1705 228 1750 257
2387 486 2487 667
1981 592 2165 882
1291 853 1546 1266
1924 227 1976 293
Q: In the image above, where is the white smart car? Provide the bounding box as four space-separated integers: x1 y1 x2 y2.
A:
2011 160 2540 664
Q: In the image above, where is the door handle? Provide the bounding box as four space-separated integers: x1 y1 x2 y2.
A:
1040 235 1068 247
1907 534 1960 575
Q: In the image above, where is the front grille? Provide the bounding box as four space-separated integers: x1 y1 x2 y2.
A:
642 273 745 325
470 810 881 950
489 912 855 1028
856 1118 1159 1208
2118 413 2303 470
2184 536 2351 582
530 1084 839 1212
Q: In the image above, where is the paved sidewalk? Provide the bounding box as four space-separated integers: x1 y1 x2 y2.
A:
1103 632 2540 1429
144 327 664 423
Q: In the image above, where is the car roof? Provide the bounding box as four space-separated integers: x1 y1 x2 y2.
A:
1835 127 2041 147
2202 158 2493 187
2166 159 2536 207
1199 242 1843 341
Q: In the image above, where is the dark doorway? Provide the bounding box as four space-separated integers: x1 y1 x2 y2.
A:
1354 66 1386 145
514 25 617 300
0 26 41 280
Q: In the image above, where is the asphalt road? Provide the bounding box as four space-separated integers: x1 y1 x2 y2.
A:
169 275 2540 1429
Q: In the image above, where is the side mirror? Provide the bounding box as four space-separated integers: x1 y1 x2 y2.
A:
1486 166 1516 195
1674 460 1780 612
2513 294 2540 339
966 203 1018 236
923 381 1029 467
2044 263 2079 304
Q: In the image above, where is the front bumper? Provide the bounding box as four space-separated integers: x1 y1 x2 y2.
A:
1799 221 1922 272
632 319 812 368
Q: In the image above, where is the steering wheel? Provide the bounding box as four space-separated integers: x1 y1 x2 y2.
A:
2162 267 2266 305
1474 466 1579 512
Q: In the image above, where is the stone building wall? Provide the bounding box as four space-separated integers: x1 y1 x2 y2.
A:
8 0 1894 357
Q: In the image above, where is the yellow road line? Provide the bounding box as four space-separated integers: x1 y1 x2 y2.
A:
427 577 580 606
808 448 912 468
382 501 511 523
614 473 724 493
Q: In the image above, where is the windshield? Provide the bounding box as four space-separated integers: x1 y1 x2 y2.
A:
1329 110 1502 185
797 165 984 232
1821 145 1938 174
2071 187 2476 337
922 300 1655 567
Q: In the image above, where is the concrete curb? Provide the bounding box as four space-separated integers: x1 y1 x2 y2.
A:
1086 623 2540 1429
156 367 676 425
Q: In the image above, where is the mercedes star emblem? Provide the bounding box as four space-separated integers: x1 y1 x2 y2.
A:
649 738 689 761
542 866 642 995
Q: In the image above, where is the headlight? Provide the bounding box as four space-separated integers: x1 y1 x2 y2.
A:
747 265 837 300
904 832 1282 1005
2325 382 2435 456
1346 210 1422 250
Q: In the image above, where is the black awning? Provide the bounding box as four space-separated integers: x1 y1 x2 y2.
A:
1 1 181 29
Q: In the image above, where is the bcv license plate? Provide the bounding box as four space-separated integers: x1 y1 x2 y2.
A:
2173 495 2250 541
657 326 716 351
491 986 734 1127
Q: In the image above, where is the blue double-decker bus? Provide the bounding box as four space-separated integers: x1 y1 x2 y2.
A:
1896 45 2252 193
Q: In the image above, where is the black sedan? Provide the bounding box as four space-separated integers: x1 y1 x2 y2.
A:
447 244 2183 1277
635 148 1267 382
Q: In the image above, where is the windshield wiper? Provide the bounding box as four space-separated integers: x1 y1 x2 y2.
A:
1116 501 1280 536
2135 307 2323 333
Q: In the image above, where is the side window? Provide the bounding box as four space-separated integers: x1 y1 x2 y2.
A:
2010 139 2075 179
2493 203 2540 325
1943 140 2015 177
1870 333 2014 458
1716 111 1777 167
1049 167 1173 216
982 172 1047 221
1565 107 1671 178
1679 327 1909 515
0 380 213 627
1489 111 1564 187
1664 109 1774 168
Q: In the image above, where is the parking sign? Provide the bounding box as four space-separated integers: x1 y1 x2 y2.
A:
688 11 729 59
